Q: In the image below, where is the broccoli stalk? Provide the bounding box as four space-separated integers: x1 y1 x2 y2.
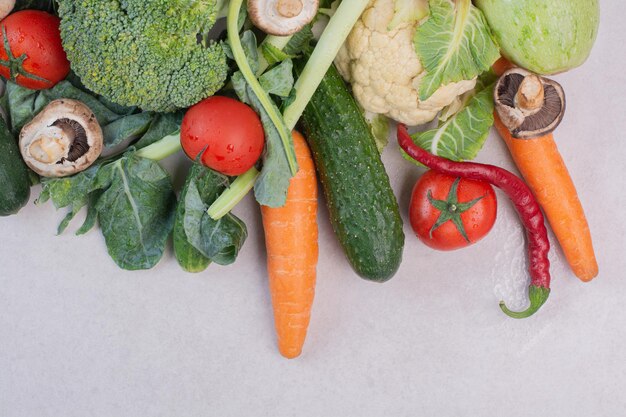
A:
207 0 371 219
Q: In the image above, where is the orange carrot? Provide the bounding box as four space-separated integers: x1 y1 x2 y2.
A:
494 116 598 281
492 56 515 77
260 131 318 359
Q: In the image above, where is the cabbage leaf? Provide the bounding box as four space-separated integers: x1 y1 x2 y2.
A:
414 0 499 100
402 75 495 163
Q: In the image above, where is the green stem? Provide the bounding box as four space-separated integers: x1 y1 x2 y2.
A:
500 285 550 319
135 132 182 161
227 0 298 175
212 0 369 218
207 167 260 220
282 0 371 130
257 35 293 75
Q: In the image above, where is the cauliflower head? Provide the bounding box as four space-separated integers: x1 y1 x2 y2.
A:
58 0 228 112
335 0 477 126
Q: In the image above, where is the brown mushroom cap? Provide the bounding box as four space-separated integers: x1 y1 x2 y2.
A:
494 68 566 139
19 99 103 177
248 0 319 36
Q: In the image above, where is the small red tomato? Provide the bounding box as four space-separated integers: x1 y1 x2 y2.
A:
409 170 497 251
181 96 265 176
0 10 70 89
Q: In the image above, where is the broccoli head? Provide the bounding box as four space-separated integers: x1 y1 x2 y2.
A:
57 0 228 112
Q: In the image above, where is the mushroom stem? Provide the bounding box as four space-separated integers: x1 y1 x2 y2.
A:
276 0 303 17
516 75 545 113
29 131 69 164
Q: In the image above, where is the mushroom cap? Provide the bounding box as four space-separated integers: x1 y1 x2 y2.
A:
19 99 103 177
0 0 15 21
248 0 319 36
494 68 566 139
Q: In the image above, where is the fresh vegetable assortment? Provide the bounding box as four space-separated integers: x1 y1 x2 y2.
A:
0 0 600 356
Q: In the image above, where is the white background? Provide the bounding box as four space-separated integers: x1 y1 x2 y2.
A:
1 3 625 417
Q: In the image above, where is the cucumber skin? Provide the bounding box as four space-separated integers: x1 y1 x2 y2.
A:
298 63 404 282
0 117 30 216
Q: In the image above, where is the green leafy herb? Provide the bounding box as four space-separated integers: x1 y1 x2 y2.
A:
259 59 295 98
227 26 297 207
175 163 247 268
402 76 495 164
261 43 294 67
13 0 57 13
173 173 211 273
40 151 177 270
134 112 184 149
362 110 390 153
282 25 314 56
101 112 153 147
3 80 177 150
414 0 499 100
94 154 176 270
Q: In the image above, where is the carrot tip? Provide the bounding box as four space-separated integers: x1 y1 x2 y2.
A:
279 346 303 359
500 285 550 319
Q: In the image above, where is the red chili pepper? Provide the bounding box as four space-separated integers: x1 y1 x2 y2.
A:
397 124 550 318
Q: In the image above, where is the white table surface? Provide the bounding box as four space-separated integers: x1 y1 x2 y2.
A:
1 3 625 417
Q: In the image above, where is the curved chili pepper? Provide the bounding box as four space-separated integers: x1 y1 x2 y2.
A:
397 124 550 318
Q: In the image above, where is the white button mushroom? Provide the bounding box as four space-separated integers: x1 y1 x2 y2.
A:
19 99 103 177
494 68 566 139
248 0 319 36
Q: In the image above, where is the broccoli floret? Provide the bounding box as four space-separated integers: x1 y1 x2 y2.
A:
57 0 228 112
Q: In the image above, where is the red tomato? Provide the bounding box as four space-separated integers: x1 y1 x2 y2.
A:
181 96 265 176
409 170 497 251
0 10 70 90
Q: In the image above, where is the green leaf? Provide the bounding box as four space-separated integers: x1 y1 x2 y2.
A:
40 163 102 210
231 72 294 207
95 155 176 270
241 30 260 75
261 43 294 67
173 164 214 273
414 0 499 100
4 81 179 150
362 111 390 153
283 25 314 56
13 0 57 13
102 112 153 147
134 112 184 149
259 59 295 98
247 83 293 207
227 2 298 208
76 190 102 235
179 164 247 266
57 201 85 235
402 78 495 164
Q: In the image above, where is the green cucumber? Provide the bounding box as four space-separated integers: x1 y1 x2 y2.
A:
296 61 404 282
0 117 30 216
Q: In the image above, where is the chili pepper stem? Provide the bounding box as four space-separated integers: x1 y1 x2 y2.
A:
500 285 550 319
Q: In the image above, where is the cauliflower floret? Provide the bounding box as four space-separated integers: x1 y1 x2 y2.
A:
335 0 477 126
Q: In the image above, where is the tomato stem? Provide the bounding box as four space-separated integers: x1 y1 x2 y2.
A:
426 177 484 242
0 23 51 84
